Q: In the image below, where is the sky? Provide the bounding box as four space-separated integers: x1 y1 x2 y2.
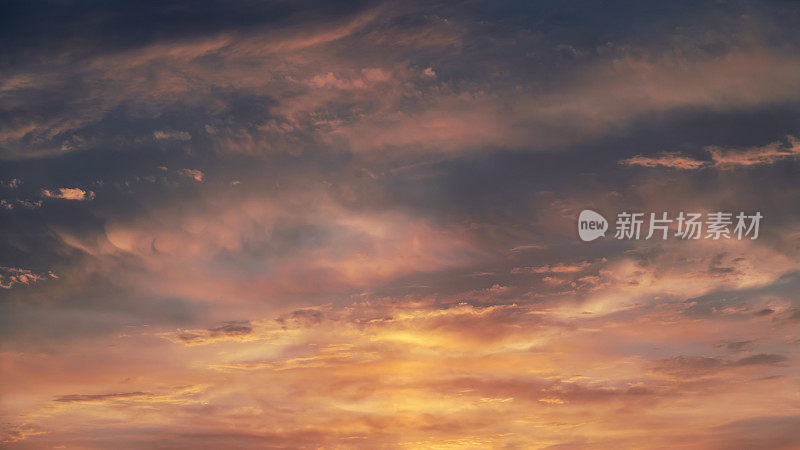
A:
2 0 800 448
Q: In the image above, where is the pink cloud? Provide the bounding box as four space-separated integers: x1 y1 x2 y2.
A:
621 135 800 170
709 135 800 167
620 153 708 169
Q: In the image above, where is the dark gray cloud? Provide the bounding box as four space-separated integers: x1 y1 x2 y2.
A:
53 392 152 403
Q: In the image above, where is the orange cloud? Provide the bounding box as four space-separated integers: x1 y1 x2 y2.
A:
0 266 57 289
41 187 95 200
4 287 797 448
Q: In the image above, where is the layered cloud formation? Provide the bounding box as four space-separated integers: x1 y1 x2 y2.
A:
2 0 800 448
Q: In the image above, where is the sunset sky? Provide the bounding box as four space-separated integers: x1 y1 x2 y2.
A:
2 0 800 448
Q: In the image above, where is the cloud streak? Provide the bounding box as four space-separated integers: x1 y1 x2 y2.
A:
621 135 800 169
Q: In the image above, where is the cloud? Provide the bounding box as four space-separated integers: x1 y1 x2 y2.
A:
5 3 800 162
0 266 57 289
621 135 800 170
511 260 594 274
709 136 800 167
652 353 788 379
735 353 788 366
4 2 800 448
619 153 708 169
712 415 800 449
177 168 204 182
4 278 799 447
0 424 45 444
53 391 152 403
160 320 256 345
153 130 192 141
715 340 756 353
41 187 95 200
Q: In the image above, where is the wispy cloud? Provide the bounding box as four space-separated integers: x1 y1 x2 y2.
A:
153 130 191 141
0 266 57 289
620 153 709 169
621 135 800 169
709 136 800 167
41 187 95 200
177 168 204 182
